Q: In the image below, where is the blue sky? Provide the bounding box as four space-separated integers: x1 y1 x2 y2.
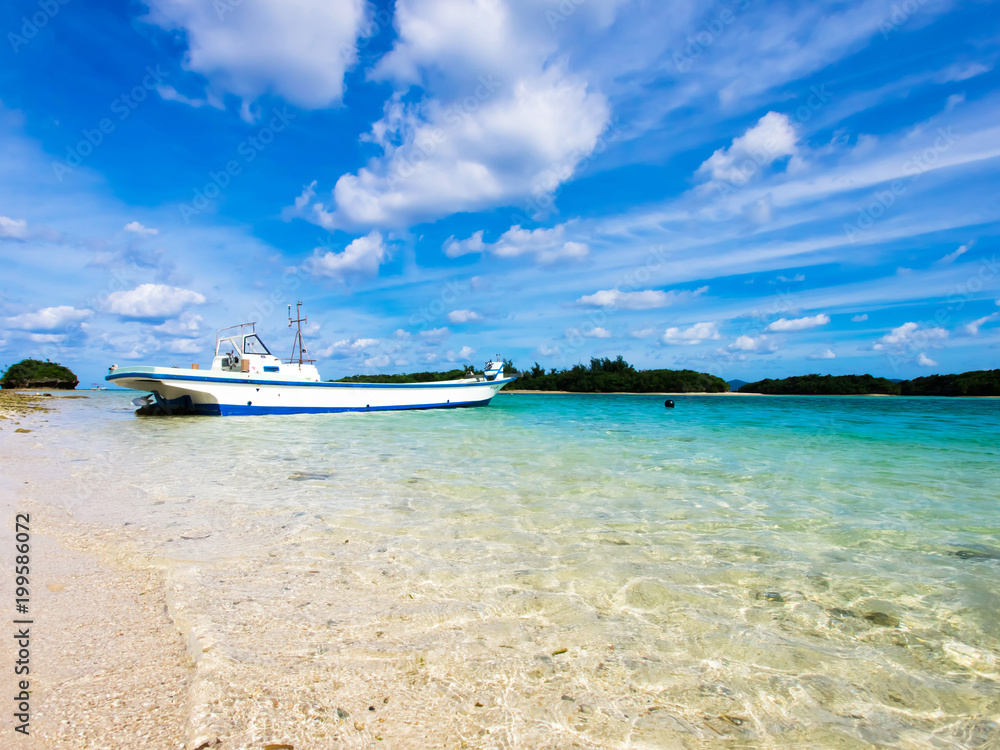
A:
1 0 998 387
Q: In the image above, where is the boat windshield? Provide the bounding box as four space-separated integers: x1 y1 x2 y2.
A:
243 334 271 355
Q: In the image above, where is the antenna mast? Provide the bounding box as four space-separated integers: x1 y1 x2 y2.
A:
288 302 308 365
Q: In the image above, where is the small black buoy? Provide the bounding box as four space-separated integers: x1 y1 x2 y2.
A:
664 399 674 408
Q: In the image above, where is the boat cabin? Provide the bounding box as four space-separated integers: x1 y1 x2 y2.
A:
212 323 320 381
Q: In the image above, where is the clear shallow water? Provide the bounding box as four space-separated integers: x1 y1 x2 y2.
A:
22 392 1000 747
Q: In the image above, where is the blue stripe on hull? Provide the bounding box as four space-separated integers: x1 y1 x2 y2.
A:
107 371 517 389
195 397 495 416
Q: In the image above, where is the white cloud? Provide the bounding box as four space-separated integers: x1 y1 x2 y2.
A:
809 348 837 360
0 216 28 240
729 334 778 353
630 328 656 339
448 309 482 324
696 112 800 187
851 314 869 322
166 338 203 354
5 305 93 331
144 0 368 110
964 313 999 336
873 322 948 352
104 284 206 319
303 0 611 228
364 354 391 368
565 326 611 339
29 333 66 343
662 321 720 345
303 231 388 280
446 345 477 362
577 286 708 310
537 344 559 357
124 221 159 236
937 243 971 264
351 338 380 349
917 353 938 367
775 273 805 283
767 314 830 332
419 327 449 341
393 328 411 339
153 312 203 337
444 224 588 264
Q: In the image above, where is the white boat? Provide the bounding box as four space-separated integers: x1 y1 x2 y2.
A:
106 304 515 416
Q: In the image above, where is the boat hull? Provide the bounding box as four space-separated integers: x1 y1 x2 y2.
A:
106 368 514 416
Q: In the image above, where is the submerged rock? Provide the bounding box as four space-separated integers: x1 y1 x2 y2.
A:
864 611 899 627
758 591 785 603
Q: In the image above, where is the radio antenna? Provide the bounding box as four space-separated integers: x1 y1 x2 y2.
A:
288 302 308 365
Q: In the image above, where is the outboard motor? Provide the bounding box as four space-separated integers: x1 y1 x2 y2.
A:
484 360 504 381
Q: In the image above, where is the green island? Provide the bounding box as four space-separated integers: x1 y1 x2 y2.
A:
338 356 727 393
336 361 999 397
738 370 1000 396
0 359 79 390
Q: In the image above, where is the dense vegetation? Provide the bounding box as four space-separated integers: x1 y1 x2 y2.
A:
739 370 1000 396
900 369 1000 396
512 356 729 393
335 368 471 384
0 359 79 389
738 374 900 395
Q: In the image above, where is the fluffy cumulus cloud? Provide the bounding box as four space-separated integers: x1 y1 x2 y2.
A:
851 314 869 322
0 216 28 240
448 309 482 324
444 224 588 264
303 231 388 280
5 305 93 331
662 321 720 345
301 0 611 228
577 286 708 310
729 334 779 353
696 112 800 188
144 0 368 111
104 284 206 319
767 313 830 331
124 221 159 235
872 322 948 365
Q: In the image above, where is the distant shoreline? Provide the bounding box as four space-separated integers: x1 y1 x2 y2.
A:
501 390 757 395
501 390 1000 398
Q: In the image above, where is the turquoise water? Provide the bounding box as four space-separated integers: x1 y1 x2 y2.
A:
19 392 1000 747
